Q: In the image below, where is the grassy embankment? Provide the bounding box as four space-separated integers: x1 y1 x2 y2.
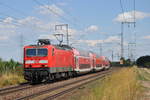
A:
137 67 150 81
70 67 142 100
0 58 25 88
136 67 150 99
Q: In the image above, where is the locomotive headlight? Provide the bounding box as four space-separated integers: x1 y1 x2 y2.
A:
25 60 35 64
39 60 48 63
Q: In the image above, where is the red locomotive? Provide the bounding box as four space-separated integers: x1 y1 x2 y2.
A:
23 39 110 83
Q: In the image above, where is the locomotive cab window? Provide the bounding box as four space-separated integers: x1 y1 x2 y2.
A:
37 48 48 56
26 48 48 57
26 49 36 57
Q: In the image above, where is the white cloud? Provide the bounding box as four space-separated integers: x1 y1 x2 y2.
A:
38 4 64 16
0 18 17 40
18 16 38 24
85 25 99 32
57 2 67 6
69 28 77 35
115 11 150 22
0 17 17 29
104 36 120 43
38 34 56 40
77 36 120 47
0 16 80 45
17 16 59 32
3 17 14 23
0 36 8 40
78 40 103 46
0 24 16 29
142 35 150 39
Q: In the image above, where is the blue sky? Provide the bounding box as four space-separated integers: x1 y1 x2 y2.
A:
0 0 150 62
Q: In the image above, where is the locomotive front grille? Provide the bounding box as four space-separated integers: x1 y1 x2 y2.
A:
24 68 49 81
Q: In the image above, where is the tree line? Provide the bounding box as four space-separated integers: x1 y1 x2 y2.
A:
136 55 150 67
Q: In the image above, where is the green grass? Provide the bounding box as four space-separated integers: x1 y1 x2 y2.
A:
69 67 142 100
137 68 150 81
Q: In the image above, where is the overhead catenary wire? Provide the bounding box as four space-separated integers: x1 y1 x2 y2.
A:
0 2 36 27
33 0 78 27
33 0 89 46
0 18 21 27
119 0 137 59
47 0 80 25
133 0 136 27
119 0 126 22
0 12 30 27
0 0 80 29
0 1 75 46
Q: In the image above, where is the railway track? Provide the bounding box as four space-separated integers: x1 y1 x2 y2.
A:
17 68 118 100
0 67 120 100
0 82 47 96
0 82 29 95
42 72 108 100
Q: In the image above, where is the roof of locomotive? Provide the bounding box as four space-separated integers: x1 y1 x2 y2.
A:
24 44 73 50
24 44 51 48
54 44 73 50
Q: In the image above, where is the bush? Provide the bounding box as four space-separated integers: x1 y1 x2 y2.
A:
0 58 25 87
136 55 150 67
0 58 23 75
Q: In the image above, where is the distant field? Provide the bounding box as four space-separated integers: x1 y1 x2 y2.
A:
66 67 144 100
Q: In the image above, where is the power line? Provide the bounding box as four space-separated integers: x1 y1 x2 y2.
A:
119 0 126 21
33 0 87 46
111 50 114 61
119 0 125 59
0 2 37 27
128 43 136 61
48 0 80 25
0 18 21 27
99 43 102 56
19 34 23 63
120 22 124 58
33 0 77 26
133 0 136 27
0 12 28 27
36 0 86 31
119 0 136 60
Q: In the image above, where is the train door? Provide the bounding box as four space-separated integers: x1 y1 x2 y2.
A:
75 56 79 71
93 59 95 68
